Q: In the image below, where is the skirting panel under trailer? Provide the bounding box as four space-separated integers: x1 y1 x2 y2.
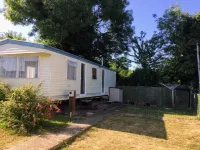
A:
51 94 109 101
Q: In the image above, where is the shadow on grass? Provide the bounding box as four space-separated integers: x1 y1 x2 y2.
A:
39 114 72 133
94 106 196 140
0 114 73 137
123 106 196 117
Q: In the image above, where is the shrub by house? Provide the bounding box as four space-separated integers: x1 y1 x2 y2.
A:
0 83 61 134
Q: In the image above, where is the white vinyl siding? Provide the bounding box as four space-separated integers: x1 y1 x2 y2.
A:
50 53 116 98
0 43 116 98
0 44 51 96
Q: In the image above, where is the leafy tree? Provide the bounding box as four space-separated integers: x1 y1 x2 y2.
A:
154 5 200 87
129 31 164 69
109 56 133 85
3 0 133 65
125 31 164 86
131 68 159 86
0 30 26 41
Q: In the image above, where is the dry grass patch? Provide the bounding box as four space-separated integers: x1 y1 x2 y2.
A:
0 114 71 150
60 107 200 150
0 128 28 150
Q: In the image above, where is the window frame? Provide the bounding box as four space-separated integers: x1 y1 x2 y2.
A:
0 56 17 78
67 60 77 80
92 68 97 80
19 56 39 79
0 56 39 79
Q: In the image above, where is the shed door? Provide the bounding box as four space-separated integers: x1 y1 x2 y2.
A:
80 63 85 94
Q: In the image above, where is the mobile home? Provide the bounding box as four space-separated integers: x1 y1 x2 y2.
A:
0 39 116 100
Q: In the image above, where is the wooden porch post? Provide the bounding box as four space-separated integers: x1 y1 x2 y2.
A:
69 90 76 116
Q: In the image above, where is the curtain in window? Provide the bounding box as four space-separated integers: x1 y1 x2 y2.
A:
0 56 17 78
67 61 77 80
19 56 38 78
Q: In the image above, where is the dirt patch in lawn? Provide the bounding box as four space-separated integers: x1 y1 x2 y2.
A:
60 107 200 150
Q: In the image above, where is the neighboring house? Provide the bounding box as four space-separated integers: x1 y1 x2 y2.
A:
0 39 116 100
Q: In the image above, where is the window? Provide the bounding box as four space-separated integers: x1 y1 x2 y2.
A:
0 56 17 78
0 56 38 78
19 56 38 78
92 68 97 79
67 61 77 80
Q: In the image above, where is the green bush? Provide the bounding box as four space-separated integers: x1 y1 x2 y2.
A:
0 84 61 134
0 81 10 101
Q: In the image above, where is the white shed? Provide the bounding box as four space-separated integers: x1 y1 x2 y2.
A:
0 39 116 100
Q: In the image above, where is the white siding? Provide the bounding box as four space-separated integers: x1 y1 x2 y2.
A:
0 43 116 99
38 55 51 95
0 44 49 55
0 44 51 96
49 51 116 98
85 64 102 95
49 52 82 97
1 54 51 96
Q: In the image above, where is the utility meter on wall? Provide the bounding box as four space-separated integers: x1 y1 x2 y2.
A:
69 91 75 97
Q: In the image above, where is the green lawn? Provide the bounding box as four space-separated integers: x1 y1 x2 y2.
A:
60 106 200 150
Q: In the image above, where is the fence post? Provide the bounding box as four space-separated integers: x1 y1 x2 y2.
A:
160 87 162 106
197 94 200 119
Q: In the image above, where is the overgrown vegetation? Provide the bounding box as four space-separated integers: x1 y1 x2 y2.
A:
0 83 61 134
0 81 11 101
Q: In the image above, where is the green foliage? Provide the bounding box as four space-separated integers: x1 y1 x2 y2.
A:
126 31 162 86
0 30 26 41
0 81 10 101
130 31 164 69
154 4 200 88
109 56 133 85
3 0 133 64
131 68 159 86
0 84 61 134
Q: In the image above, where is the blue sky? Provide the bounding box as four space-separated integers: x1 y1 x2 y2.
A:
128 0 200 39
0 0 199 40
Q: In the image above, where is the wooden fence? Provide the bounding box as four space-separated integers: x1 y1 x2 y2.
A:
120 86 189 107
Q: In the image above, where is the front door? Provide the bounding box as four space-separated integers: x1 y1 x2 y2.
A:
80 63 85 95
